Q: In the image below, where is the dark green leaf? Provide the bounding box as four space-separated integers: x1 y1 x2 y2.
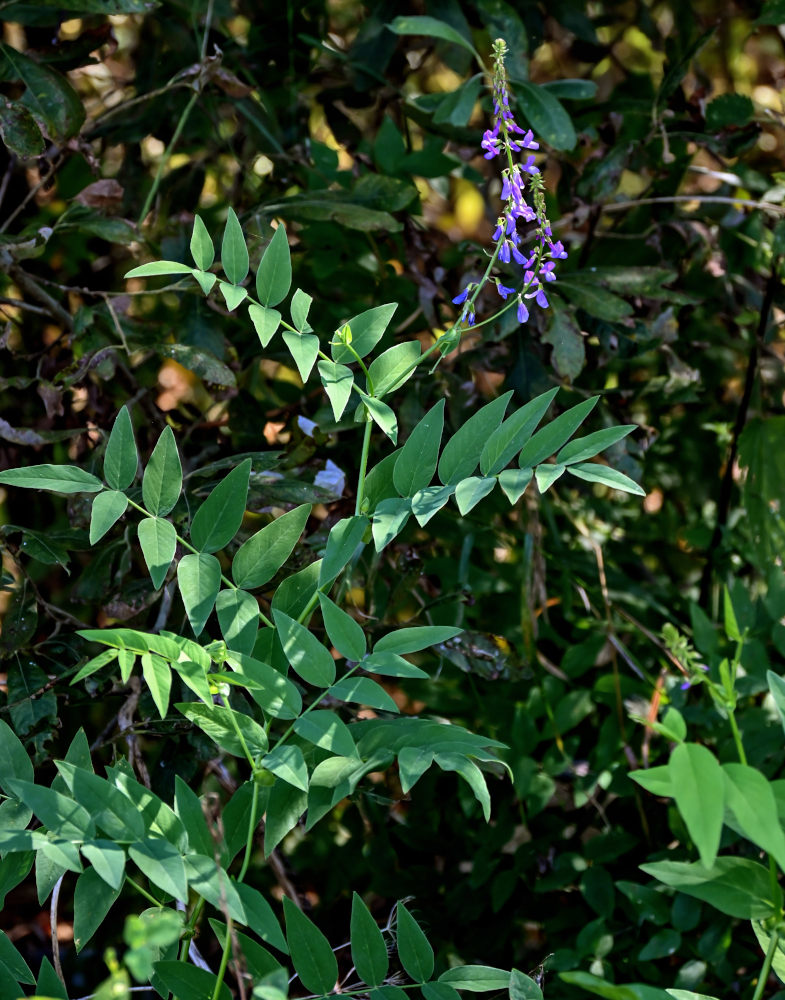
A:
137 517 176 589
1 43 84 142
282 331 319 382
512 81 575 150
393 399 445 497
232 504 311 590
216 589 259 656
318 360 354 420
177 702 268 760
153 961 232 1000
396 903 434 982
351 892 388 987
557 425 637 465
439 392 513 485
518 398 598 468
104 411 139 490
73 867 122 952
190 458 251 553
249 303 281 347
367 341 421 397
0 465 102 494
129 839 187 902
256 225 292 307
142 426 182 515
284 895 338 993
190 215 214 271
641 858 780 920
0 95 44 158
0 719 34 794
177 553 221 637
319 593 367 661
221 207 249 285
273 610 336 686
388 15 481 60
331 304 397 363
328 676 400 713
89 490 128 544
294 710 357 758
321 516 369 584
480 389 558 476
567 463 645 496
262 745 308 792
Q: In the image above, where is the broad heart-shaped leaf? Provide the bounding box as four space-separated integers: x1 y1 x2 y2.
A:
480 388 558 476
388 15 481 60
367 340 421 397
221 207 249 285
1 43 85 143
177 702 268 760
55 762 144 843
73 867 122 953
669 743 724 868
137 517 176 590
439 392 513 485
567 462 646 496
282 331 319 382
439 966 512 992
125 260 194 278
177 553 221 637
256 224 292 307
372 497 411 550
320 515 369 584
318 360 354 420
0 465 103 494
284 895 338 994
319 593 367 661
89 490 128 544
8 778 94 840
249 303 281 347
517 396 599 468
190 214 214 271
396 903 434 982
190 457 251 553
142 425 182 515
0 720 33 794
294 710 358 758
273 610 336 687
499 468 532 504
262 745 308 792
393 399 445 497
328 676 400 713
232 504 311 590
455 476 496 515
141 652 172 719
216 589 259 655
153 961 232 1000
557 424 638 465
375 626 461 655
723 762 785 871
104 406 137 489
351 892 388 987
512 80 576 150
331 303 397 363
641 858 780 920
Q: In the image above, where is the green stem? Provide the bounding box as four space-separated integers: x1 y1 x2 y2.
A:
212 919 234 1000
138 90 200 227
272 662 360 752
125 496 274 628
354 419 373 516
752 926 779 1000
178 897 205 961
728 708 747 765
237 779 260 884
126 876 163 907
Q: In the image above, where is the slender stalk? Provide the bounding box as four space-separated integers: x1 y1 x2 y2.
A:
752 926 779 1000
126 876 163 907
354 419 373 516
138 90 200 226
178 897 205 961
727 710 747 766
212 920 234 1000
237 779 260 883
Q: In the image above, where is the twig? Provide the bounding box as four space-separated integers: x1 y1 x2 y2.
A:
0 154 64 234
7 266 73 330
50 874 65 986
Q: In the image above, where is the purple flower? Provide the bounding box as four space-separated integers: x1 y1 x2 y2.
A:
496 282 515 299
517 298 529 323
452 287 470 305
548 240 568 260
535 288 549 308
492 221 504 241
540 262 556 282
498 241 511 263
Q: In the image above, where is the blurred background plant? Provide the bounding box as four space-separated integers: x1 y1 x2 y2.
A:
2 0 785 997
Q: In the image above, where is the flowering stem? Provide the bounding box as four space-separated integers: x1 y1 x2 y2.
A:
355 418 373 516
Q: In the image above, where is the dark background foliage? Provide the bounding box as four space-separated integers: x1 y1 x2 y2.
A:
1 0 785 996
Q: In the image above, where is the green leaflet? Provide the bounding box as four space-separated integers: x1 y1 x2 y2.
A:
103 406 137 489
249 303 281 347
480 389 558 476
438 392 512 485
89 490 128 544
294 710 358 758
0 464 103 494
351 892 388 987
190 214 214 271
320 515 369 584
142 426 182 516
153 961 232 1000
256 224 292 307
176 553 221 637
176 702 268 760
641 857 780 920
393 399 445 497
319 593 367 661
190 458 251 553
669 743 724 868
331 303 397 363
262 744 309 791
140 652 172 719
232 504 311 590
216 589 259 655
221 207 249 285
517 396 598 468
367 340 421 397
73 867 123 952
137 517 176 590
273 610 336 687
284 895 339 994
318 360 354 420
282 330 320 381
396 903 434 982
